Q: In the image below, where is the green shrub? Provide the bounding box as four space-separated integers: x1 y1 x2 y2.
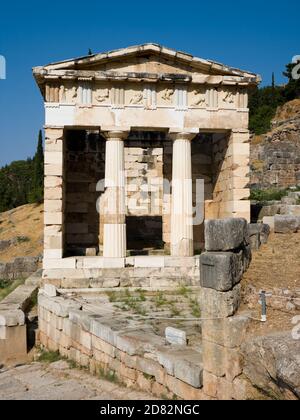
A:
250 188 288 202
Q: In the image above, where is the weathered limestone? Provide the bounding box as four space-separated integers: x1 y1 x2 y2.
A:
43 127 65 266
200 252 244 292
170 132 195 257
201 218 251 400
274 215 300 233
204 218 248 251
37 291 205 399
103 131 128 258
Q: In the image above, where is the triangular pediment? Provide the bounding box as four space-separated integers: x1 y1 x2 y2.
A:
33 43 260 83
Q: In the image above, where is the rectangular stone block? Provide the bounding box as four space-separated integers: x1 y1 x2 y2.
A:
44 249 63 259
274 215 300 233
200 251 243 291
165 327 187 345
45 164 63 176
205 218 248 251
44 212 63 225
45 151 63 165
44 200 63 212
200 284 241 317
43 258 76 270
134 256 165 268
44 187 63 200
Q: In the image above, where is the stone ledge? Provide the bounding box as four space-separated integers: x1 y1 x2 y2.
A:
38 292 204 397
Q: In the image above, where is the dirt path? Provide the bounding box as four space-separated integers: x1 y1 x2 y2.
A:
0 361 156 400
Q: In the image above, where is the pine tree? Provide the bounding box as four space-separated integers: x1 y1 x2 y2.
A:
30 130 44 202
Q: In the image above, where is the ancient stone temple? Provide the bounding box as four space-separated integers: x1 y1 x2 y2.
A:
33 44 259 284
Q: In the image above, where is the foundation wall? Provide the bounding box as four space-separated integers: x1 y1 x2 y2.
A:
38 292 206 400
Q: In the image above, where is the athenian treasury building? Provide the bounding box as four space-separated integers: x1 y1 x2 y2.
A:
33 44 259 285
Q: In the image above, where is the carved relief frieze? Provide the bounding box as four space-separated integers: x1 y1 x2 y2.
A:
190 86 207 108
161 87 174 104
220 87 237 108
95 87 110 103
129 91 144 105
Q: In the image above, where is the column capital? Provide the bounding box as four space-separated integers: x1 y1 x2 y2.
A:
169 131 198 142
102 130 129 141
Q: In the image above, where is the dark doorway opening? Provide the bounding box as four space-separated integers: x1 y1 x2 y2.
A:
126 216 163 255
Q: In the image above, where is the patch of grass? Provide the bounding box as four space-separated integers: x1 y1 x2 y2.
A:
38 350 62 363
155 291 168 307
170 306 181 317
189 297 201 318
250 188 288 202
176 286 191 297
0 278 25 302
99 368 121 384
0 279 11 289
107 291 118 303
143 372 155 381
67 359 78 369
16 236 30 244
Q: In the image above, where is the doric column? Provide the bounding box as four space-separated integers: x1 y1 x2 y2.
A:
170 132 195 257
102 131 128 258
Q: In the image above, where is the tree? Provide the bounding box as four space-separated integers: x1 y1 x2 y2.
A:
29 130 44 203
88 48 93 56
283 61 300 101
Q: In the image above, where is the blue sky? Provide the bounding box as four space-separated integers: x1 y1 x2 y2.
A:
0 0 299 167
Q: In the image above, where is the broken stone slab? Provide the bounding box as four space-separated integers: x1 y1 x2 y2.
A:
1 284 37 310
262 216 275 231
200 252 244 292
89 317 130 346
205 218 248 251
200 284 241 318
157 347 203 387
69 310 93 332
281 196 298 205
248 223 270 249
44 284 57 297
38 293 82 318
165 327 187 346
115 328 166 356
274 215 300 233
0 309 25 326
260 223 271 244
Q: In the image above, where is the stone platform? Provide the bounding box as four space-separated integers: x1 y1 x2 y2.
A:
38 286 205 400
43 256 201 289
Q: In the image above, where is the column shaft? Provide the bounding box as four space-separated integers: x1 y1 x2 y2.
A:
171 133 194 257
103 131 127 258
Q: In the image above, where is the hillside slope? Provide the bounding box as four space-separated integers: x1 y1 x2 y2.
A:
0 203 43 263
250 99 300 189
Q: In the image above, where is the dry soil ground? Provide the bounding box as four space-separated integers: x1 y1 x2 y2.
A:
0 203 43 263
0 361 156 400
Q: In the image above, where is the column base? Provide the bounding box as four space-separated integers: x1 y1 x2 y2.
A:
103 224 126 258
171 238 194 257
